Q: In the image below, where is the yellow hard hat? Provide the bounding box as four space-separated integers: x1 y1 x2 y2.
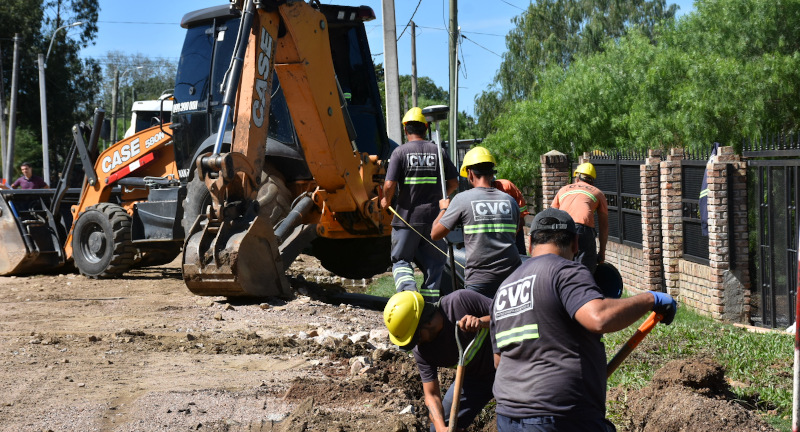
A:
402 107 428 125
574 162 596 179
460 146 496 178
384 291 425 347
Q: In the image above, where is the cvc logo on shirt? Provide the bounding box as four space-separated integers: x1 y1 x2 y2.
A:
471 200 513 222
406 153 437 171
494 275 535 320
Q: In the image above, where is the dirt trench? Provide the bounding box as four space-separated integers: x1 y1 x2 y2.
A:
0 256 779 431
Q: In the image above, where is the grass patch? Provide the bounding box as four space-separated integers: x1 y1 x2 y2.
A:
366 274 424 298
605 303 793 431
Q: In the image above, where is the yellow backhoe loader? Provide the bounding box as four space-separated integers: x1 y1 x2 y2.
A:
181 0 393 297
0 1 395 294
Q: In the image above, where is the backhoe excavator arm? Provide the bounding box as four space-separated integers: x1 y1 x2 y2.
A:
183 0 384 297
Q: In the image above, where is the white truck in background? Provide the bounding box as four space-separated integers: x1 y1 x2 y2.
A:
123 94 173 139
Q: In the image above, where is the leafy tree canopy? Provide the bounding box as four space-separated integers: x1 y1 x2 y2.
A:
374 67 479 144
482 0 800 187
475 0 677 137
98 50 177 138
1 0 100 185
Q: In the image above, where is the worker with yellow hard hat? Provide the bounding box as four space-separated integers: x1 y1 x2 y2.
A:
380 108 459 303
550 161 609 273
383 289 495 432
431 146 522 298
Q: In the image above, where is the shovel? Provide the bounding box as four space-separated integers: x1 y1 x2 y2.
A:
448 323 481 432
606 311 663 378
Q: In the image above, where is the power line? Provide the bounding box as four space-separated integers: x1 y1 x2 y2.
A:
397 0 424 42
461 34 502 58
97 20 178 25
401 24 505 37
499 0 526 11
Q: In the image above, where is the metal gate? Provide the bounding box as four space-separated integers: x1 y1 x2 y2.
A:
744 136 800 329
585 152 645 247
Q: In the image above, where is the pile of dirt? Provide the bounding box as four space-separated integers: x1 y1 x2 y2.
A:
609 356 777 432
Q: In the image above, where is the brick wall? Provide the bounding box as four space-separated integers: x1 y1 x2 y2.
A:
538 146 751 324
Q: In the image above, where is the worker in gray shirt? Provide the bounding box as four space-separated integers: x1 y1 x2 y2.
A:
431 146 521 298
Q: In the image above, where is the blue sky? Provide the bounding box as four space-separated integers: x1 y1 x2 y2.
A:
80 0 696 117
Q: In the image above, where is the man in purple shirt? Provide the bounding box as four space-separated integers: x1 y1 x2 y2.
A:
11 163 48 189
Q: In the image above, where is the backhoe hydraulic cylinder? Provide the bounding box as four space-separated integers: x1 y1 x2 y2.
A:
273 195 315 243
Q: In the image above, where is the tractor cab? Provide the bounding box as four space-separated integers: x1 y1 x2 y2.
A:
170 3 391 183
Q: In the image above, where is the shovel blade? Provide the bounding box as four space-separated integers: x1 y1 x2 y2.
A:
182 212 291 298
0 197 64 275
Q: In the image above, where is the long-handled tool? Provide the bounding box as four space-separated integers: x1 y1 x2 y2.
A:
423 105 459 295
386 205 465 270
606 311 663 378
448 324 482 432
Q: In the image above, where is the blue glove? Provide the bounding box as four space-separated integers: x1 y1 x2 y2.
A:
649 291 677 325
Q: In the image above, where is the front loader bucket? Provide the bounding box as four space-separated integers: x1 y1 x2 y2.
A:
0 193 65 275
182 209 292 298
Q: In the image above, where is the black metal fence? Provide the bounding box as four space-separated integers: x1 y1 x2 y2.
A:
744 134 800 328
585 151 645 248
681 149 712 264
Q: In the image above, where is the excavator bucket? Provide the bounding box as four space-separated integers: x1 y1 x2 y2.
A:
182 204 292 298
0 191 65 275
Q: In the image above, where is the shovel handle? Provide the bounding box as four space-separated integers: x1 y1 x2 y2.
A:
606 312 663 378
447 364 465 432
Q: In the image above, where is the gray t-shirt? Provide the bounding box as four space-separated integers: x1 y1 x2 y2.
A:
490 253 605 421
413 290 495 383
385 140 458 228
438 187 521 286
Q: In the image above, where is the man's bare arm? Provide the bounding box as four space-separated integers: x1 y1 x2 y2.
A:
380 180 397 210
574 293 654 334
431 199 450 241
422 380 448 432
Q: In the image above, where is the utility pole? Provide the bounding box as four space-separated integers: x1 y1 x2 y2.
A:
448 0 458 163
410 21 418 108
0 42 7 181
37 54 51 185
382 0 402 145
40 21 83 185
5 34 22 185
111 69 119 143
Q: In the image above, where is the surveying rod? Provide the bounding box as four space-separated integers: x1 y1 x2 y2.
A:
423 105 458 294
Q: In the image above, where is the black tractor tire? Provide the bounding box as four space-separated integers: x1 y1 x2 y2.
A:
257 165 293 228
311 236 392 279
181 174 212 237
182 164 294 237
72 203 137 278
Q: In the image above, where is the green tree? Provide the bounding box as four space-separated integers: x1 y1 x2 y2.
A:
483 0 800 187
375 64 480 143
98 51 177 137
1 0 100 185
475 0 677 137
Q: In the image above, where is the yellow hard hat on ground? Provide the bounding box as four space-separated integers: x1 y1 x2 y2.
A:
574 162 597 179
460 146 496 178
384 291 425 347
402 107 428 125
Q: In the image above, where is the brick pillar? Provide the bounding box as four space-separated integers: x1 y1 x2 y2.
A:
641 150 662 292
540 150 570 209
660 148 683 296
708 146 749 322
730 155 750 322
